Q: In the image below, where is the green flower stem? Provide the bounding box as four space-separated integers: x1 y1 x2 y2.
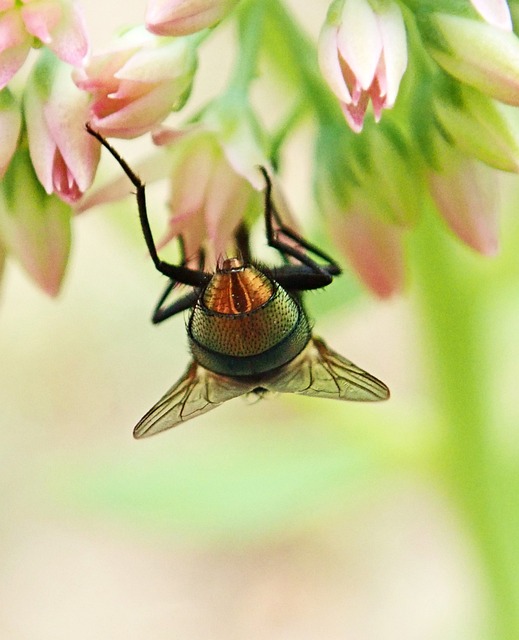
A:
226 0 266 100
411 204 519 639
263 0 344 125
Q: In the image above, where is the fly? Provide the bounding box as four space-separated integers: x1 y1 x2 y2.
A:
86 124 390 438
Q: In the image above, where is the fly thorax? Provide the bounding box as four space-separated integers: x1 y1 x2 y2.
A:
188 260 311 376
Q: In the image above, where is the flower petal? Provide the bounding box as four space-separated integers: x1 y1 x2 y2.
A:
377 1 407 107
25 53 100 201
22 0 89 66
318 23 353 104
0 148 72 296
204 160 251 259
24 76 57 195
21 0 62 44
341 94 369 132
76 27 196 138
146 0 238 36
431 13 519 106
336 0 382 91
206 110 268 189
115 39 194 83
470 0 512 31
90 78 191 138
434 87 519 173
338 205 405 298
44 63 100 193
0 8 27 52
0 10 31 89
429 156 499 255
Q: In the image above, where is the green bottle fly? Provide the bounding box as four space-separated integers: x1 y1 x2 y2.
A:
188 258 311 377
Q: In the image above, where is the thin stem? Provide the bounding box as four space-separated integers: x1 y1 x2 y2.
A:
270 100 308 168
263 0 341 124
226 0 266 99
411 203 519 639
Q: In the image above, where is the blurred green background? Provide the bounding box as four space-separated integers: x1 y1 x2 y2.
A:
2 2 519 639
2 165 519 640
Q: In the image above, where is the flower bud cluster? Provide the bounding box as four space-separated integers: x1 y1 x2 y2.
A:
0 0 206 294
0 0 90 294
2 0 519 301
314 0 519 295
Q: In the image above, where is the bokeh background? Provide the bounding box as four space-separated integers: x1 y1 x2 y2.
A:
2 2 519 639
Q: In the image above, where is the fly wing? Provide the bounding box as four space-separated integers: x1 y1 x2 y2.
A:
265 336 390 401
133 361 252 438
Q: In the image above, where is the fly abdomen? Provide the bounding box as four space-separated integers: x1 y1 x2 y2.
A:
188 261 311 376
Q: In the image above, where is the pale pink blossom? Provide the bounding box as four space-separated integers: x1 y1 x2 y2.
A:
0 88 21 179
332 201 405 298
0 0 88 89
146 0 239 36
152 119 266 264
0 147 71 296
318 0 407 132
470 0 512 30
73 28 197 139
80 108 267 265
24 54 100 204
428 151 499 256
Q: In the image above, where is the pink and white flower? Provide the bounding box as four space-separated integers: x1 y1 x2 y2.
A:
80 104 268 265
73 27 197 139
24 53 100 204
150 112 267 264
146 0 240 36
318 0 407 132
0 0 88 90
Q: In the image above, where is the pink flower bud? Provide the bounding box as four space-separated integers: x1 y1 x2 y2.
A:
81 104 267 265
24 53 100 204
434 86 519 173
152 111 266 262
428 145 499 256
0 147 71 296
146 0 240 36
74 28 197 139
318 0 407 132
0 0 88 89
430 13 519 106
337 204 405 298
314 129 406 297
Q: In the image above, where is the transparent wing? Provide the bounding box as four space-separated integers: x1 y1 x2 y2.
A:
133 361 252 438
265 336 390 401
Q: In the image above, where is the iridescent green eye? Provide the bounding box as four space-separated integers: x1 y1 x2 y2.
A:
86 127 390 438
